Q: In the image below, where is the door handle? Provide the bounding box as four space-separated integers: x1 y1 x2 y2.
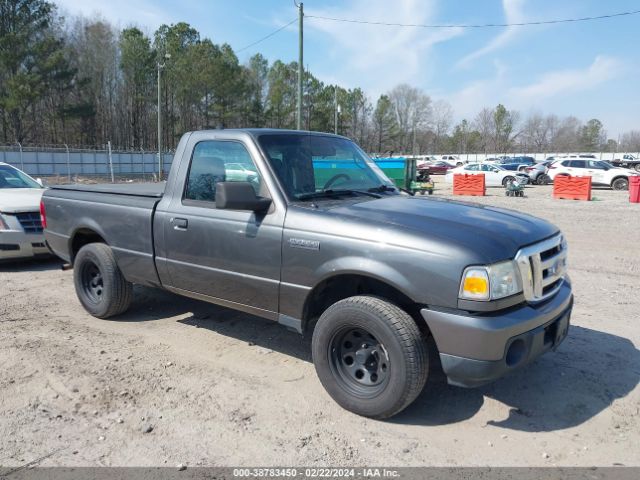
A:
171 217 188 230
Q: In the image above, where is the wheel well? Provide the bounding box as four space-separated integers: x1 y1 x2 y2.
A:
611 175 627 185
302 274 425 337
71 229 106 261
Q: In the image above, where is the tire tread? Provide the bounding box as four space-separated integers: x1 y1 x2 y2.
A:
314 295 428 419
74 243 133 318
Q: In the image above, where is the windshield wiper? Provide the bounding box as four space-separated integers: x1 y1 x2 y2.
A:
367 184 397 193
296 189 382 201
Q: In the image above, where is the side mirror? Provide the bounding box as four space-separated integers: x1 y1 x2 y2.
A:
215 182 271 212
36 178 43 187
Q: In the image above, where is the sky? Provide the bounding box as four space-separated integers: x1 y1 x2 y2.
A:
54 0 640 137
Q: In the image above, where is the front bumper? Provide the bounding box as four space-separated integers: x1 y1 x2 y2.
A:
421 280 573 388
0 231 50 260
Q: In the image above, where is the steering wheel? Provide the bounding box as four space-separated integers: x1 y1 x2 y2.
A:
323 173 351 190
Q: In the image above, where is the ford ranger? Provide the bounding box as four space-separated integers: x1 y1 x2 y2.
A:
42 129 573 418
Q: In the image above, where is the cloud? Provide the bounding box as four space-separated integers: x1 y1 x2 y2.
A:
456 0 526 69
304 0 463 95
445 55 625 129
54 0 173 30
508 55 622 100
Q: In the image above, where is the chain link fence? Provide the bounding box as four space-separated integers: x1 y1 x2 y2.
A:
2 143 639 183
0 144 174 183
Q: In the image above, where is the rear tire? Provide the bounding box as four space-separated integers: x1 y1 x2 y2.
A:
312 296 428 419
74 243 133 318
635 164 640 173
536 174 551 185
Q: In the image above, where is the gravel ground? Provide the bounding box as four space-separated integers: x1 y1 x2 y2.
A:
1 178 639 468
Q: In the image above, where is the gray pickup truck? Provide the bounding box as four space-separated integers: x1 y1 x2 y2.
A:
42 129 572 418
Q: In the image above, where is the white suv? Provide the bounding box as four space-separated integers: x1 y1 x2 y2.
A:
547 159 639 190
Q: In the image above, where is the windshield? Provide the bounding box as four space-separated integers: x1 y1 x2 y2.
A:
0 165 42 189
257 134 395 200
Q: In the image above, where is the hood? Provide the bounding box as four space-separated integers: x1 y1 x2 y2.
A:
328 196 559 263
0 188 45 213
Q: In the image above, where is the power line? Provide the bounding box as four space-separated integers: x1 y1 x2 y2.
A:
305 9 640 29
236 18 297 53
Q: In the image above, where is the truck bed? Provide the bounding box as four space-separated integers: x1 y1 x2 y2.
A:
43 182 164 287
49 182 165 198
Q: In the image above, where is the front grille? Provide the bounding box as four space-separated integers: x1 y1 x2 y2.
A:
0 244 20 251
14 212 43 234
515 234 567 302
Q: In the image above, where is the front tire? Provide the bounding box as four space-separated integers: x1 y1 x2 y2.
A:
74 243 133 318
611 177 629 191
311 296 428 419
502 176 516 187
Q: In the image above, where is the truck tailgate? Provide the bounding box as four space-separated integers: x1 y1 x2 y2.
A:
43 183 164 287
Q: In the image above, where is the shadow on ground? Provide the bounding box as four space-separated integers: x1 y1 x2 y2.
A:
114 286 639 431
116 285 312 362
393 325 639 431
0 257 62 272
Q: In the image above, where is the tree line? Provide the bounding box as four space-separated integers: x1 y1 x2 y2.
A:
1 0 639 154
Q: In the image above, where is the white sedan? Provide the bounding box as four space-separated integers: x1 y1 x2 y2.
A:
0 163 49 261
445 163 529 187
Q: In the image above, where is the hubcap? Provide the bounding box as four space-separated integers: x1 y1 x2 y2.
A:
82 262 104 302
329 327 390 396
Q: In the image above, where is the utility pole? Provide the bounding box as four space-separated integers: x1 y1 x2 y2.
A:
157 53 171 181
296 2 304 130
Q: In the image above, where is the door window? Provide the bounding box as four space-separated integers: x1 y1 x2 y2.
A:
569 160 587 169
184 141 261 202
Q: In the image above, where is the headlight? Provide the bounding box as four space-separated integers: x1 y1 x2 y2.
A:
460 260 522 301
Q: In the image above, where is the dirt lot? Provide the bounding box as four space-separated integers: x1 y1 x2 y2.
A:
1 179 639 468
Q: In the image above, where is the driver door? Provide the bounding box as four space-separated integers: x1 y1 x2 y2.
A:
155 137 284 316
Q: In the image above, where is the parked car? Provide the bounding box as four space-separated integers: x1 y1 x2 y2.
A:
42 128 572 419
224 162 259 183
524 161 553 185
495 156 537 172
548 159 639 190
441 155 463 166
0 163 49 261
547 154 596 162
611 154 640 172
416 156 438 169
445 163 530 187
418 160 454 175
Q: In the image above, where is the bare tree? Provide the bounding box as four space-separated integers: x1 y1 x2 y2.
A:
473 107 494 153
388 84 432 154
620 130 640 152
550 116 582 152
431 100 453 153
